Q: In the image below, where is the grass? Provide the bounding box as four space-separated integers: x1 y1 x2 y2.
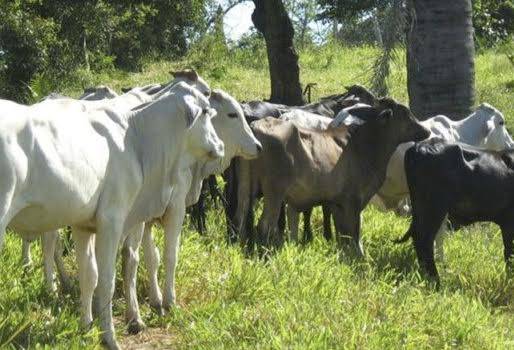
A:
1 44 514 349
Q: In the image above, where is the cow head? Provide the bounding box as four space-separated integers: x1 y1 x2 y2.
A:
209 89 262 164
375 98 430 144
171 69 211 97
475 103 514 150
176 83 224 161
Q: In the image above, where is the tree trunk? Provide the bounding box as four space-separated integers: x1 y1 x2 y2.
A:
407 0 475 120
252 0 304 105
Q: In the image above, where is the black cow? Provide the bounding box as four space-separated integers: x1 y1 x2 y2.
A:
397 140 514 282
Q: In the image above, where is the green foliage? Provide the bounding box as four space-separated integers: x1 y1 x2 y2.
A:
317 0 386 21
283 0 323 47
0 1 67 102
318 0 514 48
0 45 513 348
473 0 514 47
0 0 209 102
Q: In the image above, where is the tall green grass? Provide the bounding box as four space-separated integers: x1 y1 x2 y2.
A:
2 44 514 349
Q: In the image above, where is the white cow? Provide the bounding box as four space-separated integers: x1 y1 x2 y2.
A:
119 89 262 330
20 73 212 292
0 82 223 349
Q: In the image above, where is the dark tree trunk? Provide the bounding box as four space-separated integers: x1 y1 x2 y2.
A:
407 0 475 120
252 0 305 105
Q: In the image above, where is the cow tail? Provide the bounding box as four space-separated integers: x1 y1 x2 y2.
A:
393 225 413 244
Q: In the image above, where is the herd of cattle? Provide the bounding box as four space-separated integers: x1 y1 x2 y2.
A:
0 69 513 348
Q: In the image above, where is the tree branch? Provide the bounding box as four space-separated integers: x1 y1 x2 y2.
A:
207 0 247 28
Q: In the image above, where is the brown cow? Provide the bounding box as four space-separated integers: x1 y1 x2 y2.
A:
235 98 430 255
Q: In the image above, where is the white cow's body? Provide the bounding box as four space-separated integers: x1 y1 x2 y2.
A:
0 82 224 349
279 109 332 130
79 86 119 100
19 75 212 291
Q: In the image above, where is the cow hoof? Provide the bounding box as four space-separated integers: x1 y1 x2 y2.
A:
150 303 165 316
163 302 179 313
101 336 120 350
46 282 58 295
127 319 146 335
80 319 93 332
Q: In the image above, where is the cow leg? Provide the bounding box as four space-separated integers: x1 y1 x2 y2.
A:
162 200 187 311
410 211 447 284
122 223 145 334
72 228 97 330
234 161 252 247
286 205 300 242
224 163 238 244
332 204 364 258
41 230 59 293
278 203 286 240
208 175 219 208
53 235 72 293
21 239 32 266
434 216 449 261
322 205 332 241
243 197 256 254
500 223 514 272
95 217 124 350
302 207 313 244
257 194 284 250
197 181 208 234
141 223 163 314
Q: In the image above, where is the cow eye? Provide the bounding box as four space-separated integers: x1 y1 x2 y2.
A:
228 113 238 119
203 91 210 97
499 120 505 126
202 108 208 115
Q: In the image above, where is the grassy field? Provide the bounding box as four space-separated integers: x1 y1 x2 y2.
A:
1 45 514 349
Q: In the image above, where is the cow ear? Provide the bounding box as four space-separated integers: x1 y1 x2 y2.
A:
378 109 393 119
487 119 495 132
210 90 223 102
482 119 495 139
183 95 202 128
186 69 199 81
